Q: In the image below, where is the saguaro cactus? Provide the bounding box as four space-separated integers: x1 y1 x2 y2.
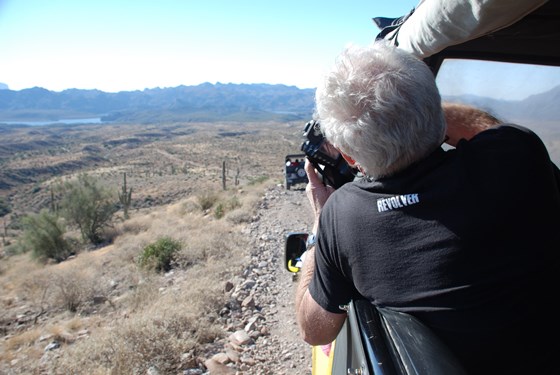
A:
222 160 227 190
50 187 58 213
235 167 240 186
118 172 133 219
2 219 7 246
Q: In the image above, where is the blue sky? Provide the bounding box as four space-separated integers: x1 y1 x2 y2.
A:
0 0 418 92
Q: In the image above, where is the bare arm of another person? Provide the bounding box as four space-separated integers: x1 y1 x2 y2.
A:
443 102 502 147
295 159 346 346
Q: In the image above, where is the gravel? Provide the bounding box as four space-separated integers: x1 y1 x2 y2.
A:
207 184 314 375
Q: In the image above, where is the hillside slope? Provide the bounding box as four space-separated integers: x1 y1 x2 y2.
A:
0 119 316 374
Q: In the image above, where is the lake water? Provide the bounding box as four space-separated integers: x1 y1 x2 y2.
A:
0 118 104 126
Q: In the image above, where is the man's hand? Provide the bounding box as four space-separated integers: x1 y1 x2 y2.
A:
305 159 335 233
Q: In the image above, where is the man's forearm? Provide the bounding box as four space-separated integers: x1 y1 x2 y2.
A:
295 247 316 315
294 246 347 345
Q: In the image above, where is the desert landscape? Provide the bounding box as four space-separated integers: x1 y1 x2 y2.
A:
0 119 313 374
2 108 560 375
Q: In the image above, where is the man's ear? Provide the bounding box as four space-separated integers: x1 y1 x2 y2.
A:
341 151 367 176
340 152 356 167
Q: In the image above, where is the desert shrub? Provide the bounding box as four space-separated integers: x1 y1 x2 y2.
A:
19 269 54 318
226 196 241 210
214 202 225 219
52 312 198 374
126 276 160 312
6 212 23 230
226 209 253 224
52 269 96 312
52 265 227 375
174 227 244 269
248 175 269 185
120 219 150 235
213 196 241 219
59 174 117 244
19 209 72 263
138 236 181 273
4 241 27 256
0 196 10 217
196 191 218 211
225 191 261 224
180 199 201 214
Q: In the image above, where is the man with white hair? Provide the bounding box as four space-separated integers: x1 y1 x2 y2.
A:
295 41 560 374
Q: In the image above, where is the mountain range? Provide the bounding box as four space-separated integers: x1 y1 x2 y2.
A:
0 83 315 123
0 82 558 125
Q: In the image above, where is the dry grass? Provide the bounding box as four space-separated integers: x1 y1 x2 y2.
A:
51 264 227 374
0 120 304 373
0 183 259 374
47 201 246 374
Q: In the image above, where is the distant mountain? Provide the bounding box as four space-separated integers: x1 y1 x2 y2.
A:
443 85 560 130
0 83 316 123
0 83 8 90
1 82 559 125
443 86 560 166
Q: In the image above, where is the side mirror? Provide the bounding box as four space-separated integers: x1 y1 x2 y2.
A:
284 232 308 273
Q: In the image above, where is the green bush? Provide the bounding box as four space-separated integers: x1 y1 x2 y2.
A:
20 209 72 263
214 196 241 219
59 174 117 244
214 203 225 219
138 237 181 273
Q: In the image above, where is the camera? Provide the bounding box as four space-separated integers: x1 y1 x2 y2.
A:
301 120 357 189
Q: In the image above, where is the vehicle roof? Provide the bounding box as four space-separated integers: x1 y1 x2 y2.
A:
374 0 560 74
425 0 560 73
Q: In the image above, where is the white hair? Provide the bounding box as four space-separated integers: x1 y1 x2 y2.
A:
315 42 445 178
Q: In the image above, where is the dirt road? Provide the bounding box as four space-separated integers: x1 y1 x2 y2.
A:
240 183 314 374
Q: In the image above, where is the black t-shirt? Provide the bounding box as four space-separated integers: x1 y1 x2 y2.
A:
309 124 560 374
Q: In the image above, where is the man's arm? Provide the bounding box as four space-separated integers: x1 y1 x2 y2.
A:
295 246 346 345
295 160 346 346
443 102 502 147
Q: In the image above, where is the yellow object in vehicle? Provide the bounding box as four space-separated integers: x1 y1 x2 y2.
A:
312 341 335 375
287 259 301 273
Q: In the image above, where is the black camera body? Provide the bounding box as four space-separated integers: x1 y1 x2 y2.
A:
301 120 357 189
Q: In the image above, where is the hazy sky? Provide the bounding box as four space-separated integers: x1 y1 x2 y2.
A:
0 0 418 92
437 59 560 101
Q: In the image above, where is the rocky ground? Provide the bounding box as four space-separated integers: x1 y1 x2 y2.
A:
1 121 316 374
198 184 314 375
1 184 314 375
